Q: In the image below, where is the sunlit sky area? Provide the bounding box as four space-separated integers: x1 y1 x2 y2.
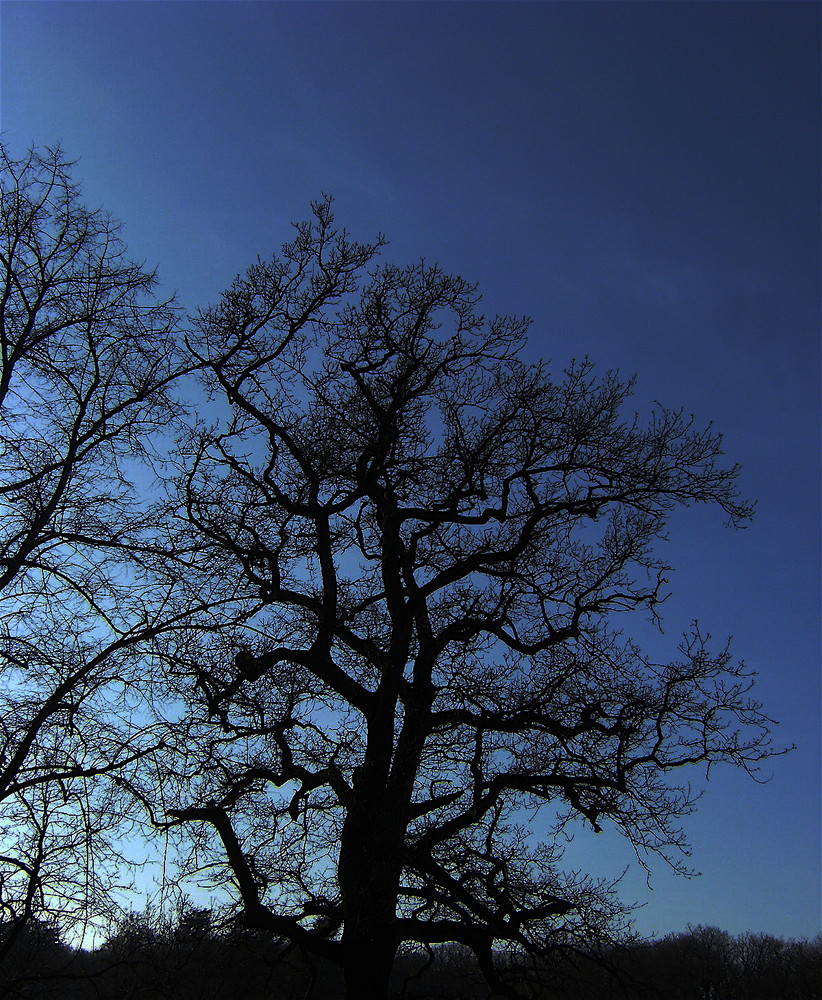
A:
1 0 819 942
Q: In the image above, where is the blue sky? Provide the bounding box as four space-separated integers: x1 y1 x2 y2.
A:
2 1 819 941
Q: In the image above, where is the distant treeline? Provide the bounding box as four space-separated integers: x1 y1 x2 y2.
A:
1 911 819 999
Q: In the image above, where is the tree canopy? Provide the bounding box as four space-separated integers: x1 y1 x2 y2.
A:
0 152 778 1000
152 199 772 998
0 143 184 952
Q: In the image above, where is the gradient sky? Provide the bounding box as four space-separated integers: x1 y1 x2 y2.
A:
1 1 819 942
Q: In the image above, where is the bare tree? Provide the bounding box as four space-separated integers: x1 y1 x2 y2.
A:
158 199 776 999
0 143 186 952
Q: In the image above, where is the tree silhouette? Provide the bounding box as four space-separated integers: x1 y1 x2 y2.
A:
152 199 776 999
0 143 185 953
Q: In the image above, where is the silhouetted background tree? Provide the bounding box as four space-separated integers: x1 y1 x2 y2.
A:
0 143 185 957
4 914 819 1000
143 199 777 999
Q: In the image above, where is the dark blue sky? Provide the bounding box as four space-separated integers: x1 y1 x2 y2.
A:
2 1 819 941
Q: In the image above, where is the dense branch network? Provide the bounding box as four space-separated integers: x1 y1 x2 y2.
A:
155 199 772 997
0 142 189 949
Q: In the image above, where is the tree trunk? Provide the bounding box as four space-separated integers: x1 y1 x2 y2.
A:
342 933 396 999
338 783 402 1000
339 863 399 1000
